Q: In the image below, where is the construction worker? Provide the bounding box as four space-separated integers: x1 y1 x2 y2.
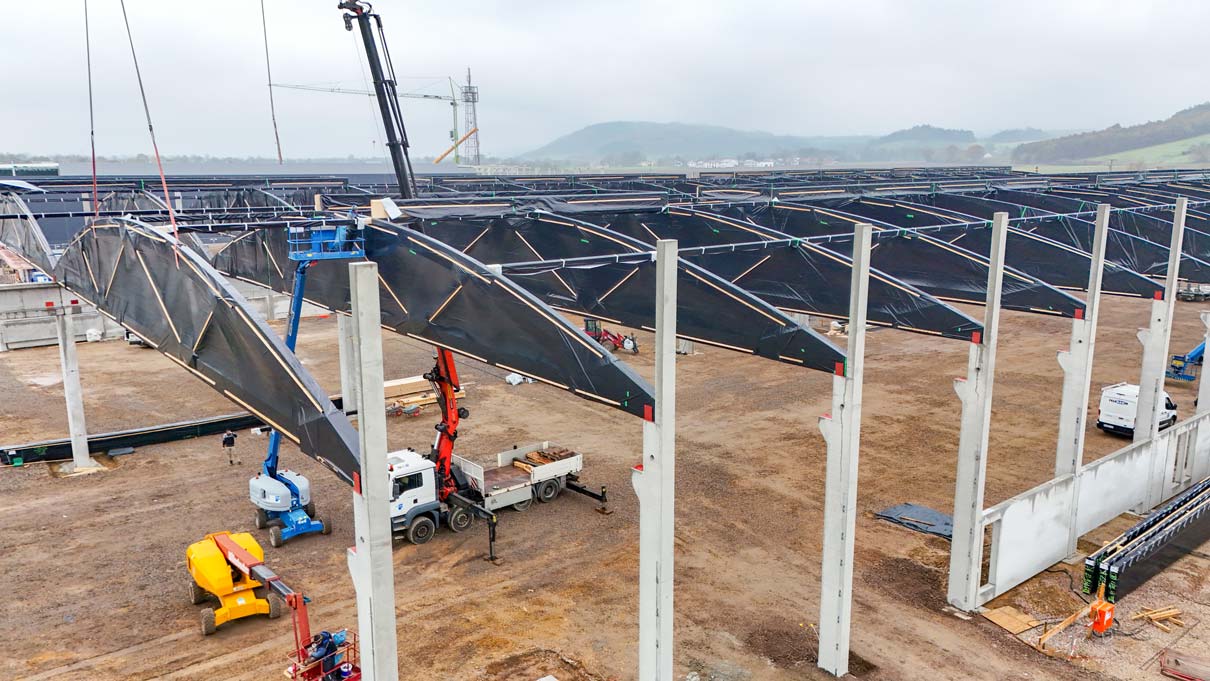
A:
221 429 240 465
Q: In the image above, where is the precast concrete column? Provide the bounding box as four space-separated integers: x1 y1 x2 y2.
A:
1134 198 1187 511
344 261 399 681
337 314 361 415
56 301 94 472
631 239 677 681
947 212 1008 612
817 222 872 677
1055 204 1109 478
1055 205 1110 557
1135 198 1187 445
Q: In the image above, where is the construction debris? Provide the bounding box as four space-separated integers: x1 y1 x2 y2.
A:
982 605 1041 635
1161 649 1210 681
875 503 953 539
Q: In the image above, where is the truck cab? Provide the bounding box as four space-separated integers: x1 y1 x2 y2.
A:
386 449 441 541
1096 383 1178 437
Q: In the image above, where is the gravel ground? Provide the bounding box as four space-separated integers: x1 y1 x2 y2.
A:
1 296 1207 680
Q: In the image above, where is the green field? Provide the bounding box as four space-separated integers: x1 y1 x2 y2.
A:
1087 132 1210 167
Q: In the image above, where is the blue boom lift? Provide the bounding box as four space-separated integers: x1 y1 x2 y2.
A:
1167 340 1205 382
249 220 365 546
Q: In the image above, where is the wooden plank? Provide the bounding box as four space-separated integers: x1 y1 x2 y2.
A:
1037 603 1088 649
982 606 1041 635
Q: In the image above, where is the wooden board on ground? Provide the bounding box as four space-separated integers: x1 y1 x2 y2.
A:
1161 648 1210 681
982 606 1042 635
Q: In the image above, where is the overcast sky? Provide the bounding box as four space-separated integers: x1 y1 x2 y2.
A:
2 1 1207 159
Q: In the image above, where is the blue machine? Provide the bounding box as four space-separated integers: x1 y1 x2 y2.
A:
1167 340 1205 382
249 221 364 546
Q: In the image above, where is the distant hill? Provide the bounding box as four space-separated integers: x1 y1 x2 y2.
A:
874 125 975 145
985 128 1051 144
521 121 870 162
1014 103 1210 163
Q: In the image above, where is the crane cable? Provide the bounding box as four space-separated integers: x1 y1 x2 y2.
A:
259 0 284 164
118 0 179 263
83 0 98 221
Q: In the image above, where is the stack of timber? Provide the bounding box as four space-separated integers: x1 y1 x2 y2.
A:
512 446 578 472
335 375 468 414
1083 475 1210 602
1131 606 1185 632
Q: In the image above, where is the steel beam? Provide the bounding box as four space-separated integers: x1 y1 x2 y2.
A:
817 222 871 676
1134 198 1186 511
344 261 399 681
631 239 677 681
947 212 1008 611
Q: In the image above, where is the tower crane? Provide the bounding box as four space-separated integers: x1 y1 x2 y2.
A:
270 82 466 164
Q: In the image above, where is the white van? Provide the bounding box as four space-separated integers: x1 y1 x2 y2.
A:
1096 383 1178 437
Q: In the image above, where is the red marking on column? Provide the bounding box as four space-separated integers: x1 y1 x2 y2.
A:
971 330 982 345
353 471 361 495
643 404 654 422
834 361 846 377
1155 290 1164 300
1075 308 1084 320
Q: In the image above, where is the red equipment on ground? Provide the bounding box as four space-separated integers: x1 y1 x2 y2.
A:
202 534 361 679
583 318 639 354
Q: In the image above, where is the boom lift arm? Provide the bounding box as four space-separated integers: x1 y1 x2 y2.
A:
425 348 468 502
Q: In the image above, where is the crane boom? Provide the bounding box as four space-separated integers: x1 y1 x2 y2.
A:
271 82 455 102
339 0 416 198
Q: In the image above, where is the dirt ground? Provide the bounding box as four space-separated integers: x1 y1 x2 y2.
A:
2 294 1208 680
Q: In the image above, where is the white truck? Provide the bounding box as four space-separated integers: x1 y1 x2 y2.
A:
385 441 603 544
1096 382 1178 437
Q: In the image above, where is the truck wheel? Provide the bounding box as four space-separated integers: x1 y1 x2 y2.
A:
448 506 473 533
201 607 217 636
254 508 269 529
267 592 284 619
512 498 533 512
188 579 207 605
537 479 560 503
604 340 617 352
269 525 284 548
304 501 317 518
319 515 332 535
407 516 435 545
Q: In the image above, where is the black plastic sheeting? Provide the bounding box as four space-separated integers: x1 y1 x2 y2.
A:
410 211 848 369
502 254 846 372
818 195 1164 299
393 194 667 221
678 240 983 341
739 202 1085 317
214 221 656 417
488 208 982 341
917 193 1171 294
984 189 1210 283
584 207 784 248
54 222 362 484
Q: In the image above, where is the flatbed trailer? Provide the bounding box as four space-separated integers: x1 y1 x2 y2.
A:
387 441 607 544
